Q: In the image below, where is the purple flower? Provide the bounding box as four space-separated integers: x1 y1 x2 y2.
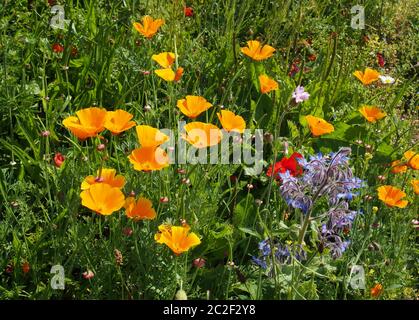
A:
258 239 271 256
292 86 310 103
251 256 267 269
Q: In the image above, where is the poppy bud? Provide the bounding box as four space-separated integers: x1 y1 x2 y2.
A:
82 270 95 279
160 196 169 203
193 258 206 268
22 262 30 274
54 152 65 168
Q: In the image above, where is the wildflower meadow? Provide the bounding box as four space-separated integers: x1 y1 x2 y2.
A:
0 0 418 301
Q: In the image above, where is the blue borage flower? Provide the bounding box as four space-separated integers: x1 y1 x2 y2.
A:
277 147 364 259
252 239 306 273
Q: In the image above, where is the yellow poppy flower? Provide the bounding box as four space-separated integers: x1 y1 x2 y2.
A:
155 224 201 255
80 183 125 215
403 151 419 170
217 110 246 133
177 95 212 119
62 107 107 140
240 40 276 61
152 52 176 68
390 160 407 174
353 68 380 85
305 115 334 137
259 74 279 94
182 122 222 148
81 168 126 190
377 185 408 208
104 110 136 134
135 125 169 148
359 106 387 123
124 196 156 220
133 16 164 39
128 146 169 171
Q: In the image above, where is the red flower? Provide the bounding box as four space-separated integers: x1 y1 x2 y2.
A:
184 7 194 17
22 262 30 274
54 153 65 168
376 52 385 67
52 43 64 53
267 152 303 180
48 0 56 6
308 54 317 61
288 63 300 77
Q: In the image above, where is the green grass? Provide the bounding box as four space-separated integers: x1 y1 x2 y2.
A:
0 0 417 299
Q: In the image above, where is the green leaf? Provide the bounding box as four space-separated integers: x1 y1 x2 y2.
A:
238 227 261 239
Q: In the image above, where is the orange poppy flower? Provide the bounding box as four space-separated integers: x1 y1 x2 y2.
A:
124 196 156 220
411 179 419 195
359 106 387 123
305 115 334 137
377 185 408 208
154 224 201 255
152 52 176 68
390 160 407 174
128 146 169 171
240 40 276 61
155 67 184 82
370 284 383 298
353 68 380 85
80 183 125 215
217 110 246 133
403 150 419 170
133 16 164 39
81 168 126 190
104 110 136 134
177 95 212 119
259 74 279 94
182 122 222 148
62 107 107 140
136 125 169 148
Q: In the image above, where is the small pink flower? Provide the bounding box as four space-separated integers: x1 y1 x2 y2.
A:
160 196 169 203
193 258 206 268
82 270 95 279
122 227 133 237
54 153 65 168
41 130 50 137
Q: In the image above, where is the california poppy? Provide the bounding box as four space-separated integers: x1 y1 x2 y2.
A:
105 110 136 135
404 151 419 170
390 160 407 174
377 185 408 208
177 95 212 119
305 115 334 137
259 74 279 94
124 196 156 220
128 146 169 171
184 7 193 17
370 283 383 298
155 224 201 255
353 68 380 85
182 122 222 148
133 16 164 39
135 125 169 148
81 168 126 190
359 106 387 123
411 180 419 195
62 107 107 140
155 67 184 82
152 52 176 68
80 183 125 215
240 40 275 61
217 110 246 133
267 152 303 179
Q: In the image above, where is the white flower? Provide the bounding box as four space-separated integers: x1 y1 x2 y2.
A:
379 75 395 84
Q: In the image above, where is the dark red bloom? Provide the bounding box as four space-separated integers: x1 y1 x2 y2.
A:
266 152 303 180
52 43 64 53
376 52 385 67
308 54 317 61
184 7 194 17
71 46 78 57
54 153 65 168
288 63 300 77
48 0 56 6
